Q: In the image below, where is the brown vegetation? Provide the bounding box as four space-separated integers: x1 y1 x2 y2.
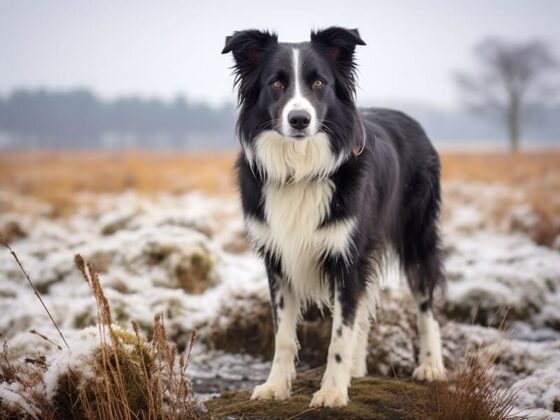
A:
0 151 237 216
2 150 558 244
0 151 557 205
422 356 522 420
207 358 522 420
4 152 555 269
442 151 560 245
0 237 201 419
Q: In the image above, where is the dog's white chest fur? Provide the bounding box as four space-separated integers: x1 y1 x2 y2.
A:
246 180 355 305
244 130 355 304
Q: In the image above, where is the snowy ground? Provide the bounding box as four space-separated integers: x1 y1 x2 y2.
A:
1 182 560 418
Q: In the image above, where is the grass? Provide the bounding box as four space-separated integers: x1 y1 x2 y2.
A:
442 151 560 245
0 151 237 216
0 236 201 419
207 374 431 420
422 356 522 420
0 150 539 418
1 150 557 204
1 150 558 244
207 359 523 420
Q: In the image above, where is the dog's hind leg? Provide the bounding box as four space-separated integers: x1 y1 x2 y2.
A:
402 222 446 381
404 240 446 381
411 293 446 381
400 162 446 381
251 273 299 401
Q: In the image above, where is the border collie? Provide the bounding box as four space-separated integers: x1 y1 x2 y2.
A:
222 27 446 408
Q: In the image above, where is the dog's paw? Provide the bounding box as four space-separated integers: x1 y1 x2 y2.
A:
412 359 446 382
250 380 291 401
309 387 348 408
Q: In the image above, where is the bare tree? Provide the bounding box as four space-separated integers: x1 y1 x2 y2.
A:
456 38 558 151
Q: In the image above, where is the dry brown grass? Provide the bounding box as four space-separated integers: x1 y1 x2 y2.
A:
0 237 201 419
1 150 559 243
422 356 522 420
0 151 237 216
442 152 560 245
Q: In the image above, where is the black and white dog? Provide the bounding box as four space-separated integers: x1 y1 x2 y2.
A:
222 27 446 408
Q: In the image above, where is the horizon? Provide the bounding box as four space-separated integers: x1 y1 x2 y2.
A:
1 0 559 108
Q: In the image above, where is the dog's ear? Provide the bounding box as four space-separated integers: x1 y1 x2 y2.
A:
222 29 278 72
311 27 365 103
311 27 365 62
222 30 278 106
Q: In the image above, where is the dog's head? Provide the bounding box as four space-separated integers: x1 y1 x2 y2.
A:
222 27 366 181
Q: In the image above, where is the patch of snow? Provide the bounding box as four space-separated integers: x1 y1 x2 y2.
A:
1 182 560 417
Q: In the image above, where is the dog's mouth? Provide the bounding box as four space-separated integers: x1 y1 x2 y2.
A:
291 130 307 139
278 128 312 140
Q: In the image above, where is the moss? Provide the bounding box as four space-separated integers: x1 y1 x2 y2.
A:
112 305 130 324
207 374 430 419
73 310 96 329
204 296 327 362
0 220 27 242
0 289 17 298
52 326 157 419
52 369 92 420
204 292 275 357
104 344 155 414
175 250 215 294
35 278 60 294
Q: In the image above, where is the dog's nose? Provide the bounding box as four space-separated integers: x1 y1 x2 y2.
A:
288 110 311 130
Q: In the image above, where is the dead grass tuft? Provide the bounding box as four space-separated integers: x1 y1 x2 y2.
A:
422 355 523 420
0 241 202 419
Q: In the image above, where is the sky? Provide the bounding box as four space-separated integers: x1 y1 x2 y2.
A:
1 0 559 108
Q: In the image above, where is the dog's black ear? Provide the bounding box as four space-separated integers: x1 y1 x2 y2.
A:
222 29 278 69
222 29 277 106
311 27 365 103
311 27 365 60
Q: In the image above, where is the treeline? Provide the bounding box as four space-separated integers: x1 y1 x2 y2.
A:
0 89 237 150
0 89 558 150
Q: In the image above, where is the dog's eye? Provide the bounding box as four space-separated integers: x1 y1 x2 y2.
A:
312 79 325 89
271 80 285 90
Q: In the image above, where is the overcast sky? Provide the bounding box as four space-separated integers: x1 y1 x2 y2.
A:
1 0 559 108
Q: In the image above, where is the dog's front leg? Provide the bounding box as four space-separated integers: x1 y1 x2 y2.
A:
251 275 299 400
310 280 357 408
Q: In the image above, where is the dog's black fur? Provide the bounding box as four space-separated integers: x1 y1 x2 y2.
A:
223 27 445 327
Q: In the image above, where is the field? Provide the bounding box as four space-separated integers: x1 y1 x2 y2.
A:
1 150 559 245
1 150 560 418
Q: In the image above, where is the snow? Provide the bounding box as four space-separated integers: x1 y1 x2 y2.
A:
0 381 42 418
1 182 560 417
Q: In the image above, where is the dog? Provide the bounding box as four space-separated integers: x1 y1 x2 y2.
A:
222 26 446 408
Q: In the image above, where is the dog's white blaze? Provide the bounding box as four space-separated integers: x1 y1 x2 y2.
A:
252 130 341 183
413 300 446 381
245 181 355 306
281 48 318 136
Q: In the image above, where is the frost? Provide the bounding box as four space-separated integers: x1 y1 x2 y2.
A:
1 182 560 417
